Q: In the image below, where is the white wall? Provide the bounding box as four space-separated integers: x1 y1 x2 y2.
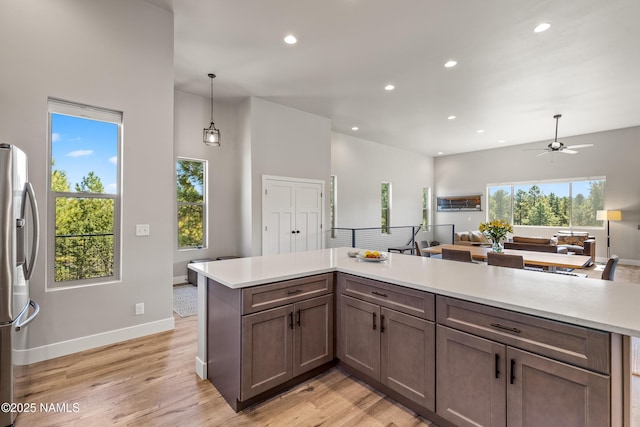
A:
435 126 640 264
242 98 332 256
331 132 435 243
0 0 175 362
173 90 240 282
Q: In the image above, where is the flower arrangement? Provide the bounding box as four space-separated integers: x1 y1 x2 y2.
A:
479 219 513 252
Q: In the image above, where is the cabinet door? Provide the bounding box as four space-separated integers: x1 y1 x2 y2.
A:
338 295 380 380
507 347 610 427
436 325 506 427
380 307 435 410
241 305 294 400
293 294 334 377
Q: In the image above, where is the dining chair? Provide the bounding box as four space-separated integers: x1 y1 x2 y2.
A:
415 240 430 257
487 252 525 269
441 248 474 263
601 255 619 281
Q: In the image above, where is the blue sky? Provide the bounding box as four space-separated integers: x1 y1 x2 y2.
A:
51 114 118 194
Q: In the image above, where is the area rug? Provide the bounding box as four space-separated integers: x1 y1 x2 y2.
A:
173 284 197 317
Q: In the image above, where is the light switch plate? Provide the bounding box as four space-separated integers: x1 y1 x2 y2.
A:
136 224 150 236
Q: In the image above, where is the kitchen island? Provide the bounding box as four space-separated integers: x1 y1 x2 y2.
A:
189 247 639 426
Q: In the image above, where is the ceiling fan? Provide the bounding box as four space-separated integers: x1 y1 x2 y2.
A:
531 114 594 156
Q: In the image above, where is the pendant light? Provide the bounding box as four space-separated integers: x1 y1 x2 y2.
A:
203 73 221 146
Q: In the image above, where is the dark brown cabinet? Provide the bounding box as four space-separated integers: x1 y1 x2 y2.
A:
207 273 334 410
241 294 333 400
337 274 435 410
436 295 611 427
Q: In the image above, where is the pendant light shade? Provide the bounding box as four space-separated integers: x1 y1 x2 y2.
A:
203 73 221 146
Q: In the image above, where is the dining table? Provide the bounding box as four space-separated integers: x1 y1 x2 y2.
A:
423 244 592 272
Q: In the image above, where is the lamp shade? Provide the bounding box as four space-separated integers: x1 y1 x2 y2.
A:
596 210 622 221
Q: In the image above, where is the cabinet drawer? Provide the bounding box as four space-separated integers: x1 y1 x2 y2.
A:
436 296 610 374
242 273 333 314
338 273 434 321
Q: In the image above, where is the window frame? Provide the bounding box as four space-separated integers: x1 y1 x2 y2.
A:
176 157 208 250
47 98 122 289
329 175 337 238
486 177 606 229
381 182 391 234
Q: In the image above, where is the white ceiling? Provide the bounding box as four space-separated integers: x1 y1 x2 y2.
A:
147 0 640 156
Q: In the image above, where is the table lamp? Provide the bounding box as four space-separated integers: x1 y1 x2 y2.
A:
596 210 622 259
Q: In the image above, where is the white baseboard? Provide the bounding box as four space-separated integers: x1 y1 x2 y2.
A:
173 275 189 285
13 317 175 365
195 356 207 380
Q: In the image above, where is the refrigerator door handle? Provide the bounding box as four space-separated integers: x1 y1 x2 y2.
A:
15 300 39 332
21 182 40 280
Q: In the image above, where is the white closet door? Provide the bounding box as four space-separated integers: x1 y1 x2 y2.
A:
264 180 295 255
295 182 322 252
263 177 323 256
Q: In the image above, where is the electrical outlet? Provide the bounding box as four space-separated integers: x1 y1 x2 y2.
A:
135 303 144 315
136 224 150 236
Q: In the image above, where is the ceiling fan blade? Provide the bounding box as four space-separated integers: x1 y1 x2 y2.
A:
560 149 578 154
536 151 550 157
524 148 548 151
565 144 594 149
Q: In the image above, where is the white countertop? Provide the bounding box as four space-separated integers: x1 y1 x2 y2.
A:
189 247 640 337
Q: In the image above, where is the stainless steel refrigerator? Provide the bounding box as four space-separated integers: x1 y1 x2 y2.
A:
1 144 40 427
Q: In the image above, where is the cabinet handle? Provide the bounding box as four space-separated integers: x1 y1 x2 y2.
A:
510 359 516 384
289 312 294 330
296 309 301 326
373 312 377 330
490 323 522 334
287 289 302 295
371 291 388 298
380 314 385 333
495 354 500 379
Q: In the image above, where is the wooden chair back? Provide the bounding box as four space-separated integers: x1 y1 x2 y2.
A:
601 255 619 281
487 252 525 269
441 248 474 263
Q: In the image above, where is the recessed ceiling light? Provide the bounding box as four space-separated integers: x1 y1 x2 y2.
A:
384 84 395 91
447 115 456 120
477 129 485 134
437 151 444 155
498 139 505 143
284 34 297 44
533 23 551 33
444 60 457 68
351 126 359 131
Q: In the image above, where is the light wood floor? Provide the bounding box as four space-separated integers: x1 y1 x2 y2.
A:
15 314 433 426
14 263 640 427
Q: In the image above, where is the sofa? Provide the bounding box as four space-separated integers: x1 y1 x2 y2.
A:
555 231 596 263
503 236 568 254
453 230 491 247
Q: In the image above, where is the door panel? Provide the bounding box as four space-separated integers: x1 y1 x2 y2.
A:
381 307 435 410
241 305 293 400
293 294 334 376
263 181 295 255
295 183 322 252
338 295 380 380
436 325 506 427
507 347 609 427
263 178 323 255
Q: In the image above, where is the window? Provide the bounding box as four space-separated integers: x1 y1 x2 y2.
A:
422 187 431 230
330 175 337 238
177 158 207 249
381 182 391 233
49 99 121 286
487 178 605 228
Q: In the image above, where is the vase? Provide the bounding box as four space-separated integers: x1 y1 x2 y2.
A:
492 240 504 253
